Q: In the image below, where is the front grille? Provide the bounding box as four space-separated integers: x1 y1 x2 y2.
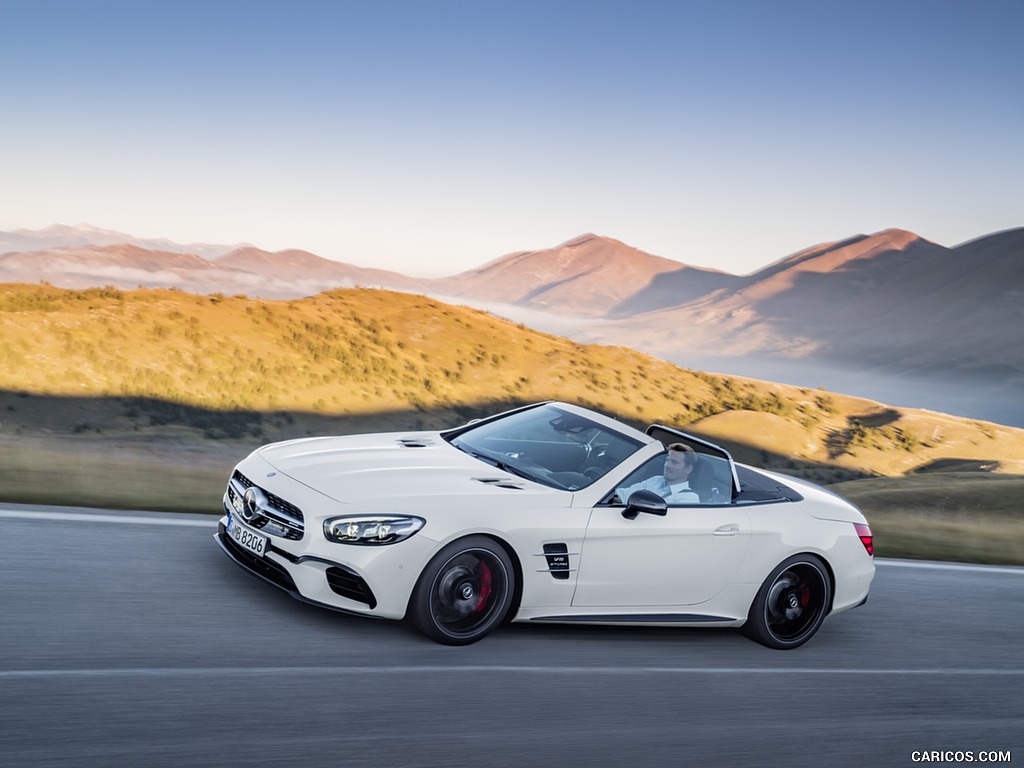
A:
326 566 377 609
266 491 302 521
229 471 305 540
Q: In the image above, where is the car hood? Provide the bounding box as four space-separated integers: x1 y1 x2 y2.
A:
256 431 569 508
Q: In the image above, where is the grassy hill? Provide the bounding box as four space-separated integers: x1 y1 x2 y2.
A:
1 283 1022 563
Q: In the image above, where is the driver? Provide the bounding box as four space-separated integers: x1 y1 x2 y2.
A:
618 443 699 504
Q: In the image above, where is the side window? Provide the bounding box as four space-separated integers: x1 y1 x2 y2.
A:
611 455 670 504
610 453 732 507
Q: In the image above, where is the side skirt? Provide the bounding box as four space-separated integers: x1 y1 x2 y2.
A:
528 613 737 624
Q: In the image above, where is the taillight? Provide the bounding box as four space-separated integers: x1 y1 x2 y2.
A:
854 523 873 556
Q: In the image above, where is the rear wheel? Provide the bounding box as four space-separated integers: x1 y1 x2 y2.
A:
410 536 515 645
743 554 831 649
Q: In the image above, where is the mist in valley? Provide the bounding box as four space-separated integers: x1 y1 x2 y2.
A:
680 354 1023 429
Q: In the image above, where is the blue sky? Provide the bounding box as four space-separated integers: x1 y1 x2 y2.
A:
2 0 1021 276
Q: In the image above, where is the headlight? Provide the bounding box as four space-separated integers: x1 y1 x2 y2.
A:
323 515 425 545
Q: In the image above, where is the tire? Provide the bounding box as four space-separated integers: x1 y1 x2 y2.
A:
742 554 832 650
409 536 515 645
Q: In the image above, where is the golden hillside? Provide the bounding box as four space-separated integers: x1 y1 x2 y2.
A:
2 283 1023 480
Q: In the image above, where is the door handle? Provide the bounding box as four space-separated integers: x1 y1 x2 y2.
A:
713 524 740 537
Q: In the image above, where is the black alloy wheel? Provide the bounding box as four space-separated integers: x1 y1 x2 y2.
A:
743 554 832 649
410 536 515 645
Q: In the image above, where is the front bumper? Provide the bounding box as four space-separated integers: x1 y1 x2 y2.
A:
215 512 434 620
215 521 383 616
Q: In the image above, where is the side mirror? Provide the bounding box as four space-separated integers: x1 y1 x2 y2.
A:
622 489 668 520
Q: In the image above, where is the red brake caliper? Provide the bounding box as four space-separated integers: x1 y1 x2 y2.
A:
476 562 492 612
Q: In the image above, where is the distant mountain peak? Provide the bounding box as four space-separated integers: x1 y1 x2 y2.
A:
71 222 124 234
217 245 337 272
10 222 134 239
0 222 250 261
557 232 650 253
559 232 604 247
751 228 942 284
215 244 422 290
431 233 692 316
862 228 928 248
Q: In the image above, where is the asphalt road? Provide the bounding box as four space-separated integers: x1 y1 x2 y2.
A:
1 504 1021 768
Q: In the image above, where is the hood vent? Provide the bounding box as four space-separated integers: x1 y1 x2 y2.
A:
397 438 436 448
472 477 525 490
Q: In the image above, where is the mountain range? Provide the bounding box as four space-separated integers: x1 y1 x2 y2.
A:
2 222 1021 425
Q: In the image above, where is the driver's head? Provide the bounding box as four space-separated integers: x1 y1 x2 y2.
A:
664 443 696 484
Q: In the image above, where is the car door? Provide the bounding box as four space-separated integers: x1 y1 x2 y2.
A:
572 502 752 607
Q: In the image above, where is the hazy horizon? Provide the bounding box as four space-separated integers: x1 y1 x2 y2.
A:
2 1 1022 277
4 221 1020 281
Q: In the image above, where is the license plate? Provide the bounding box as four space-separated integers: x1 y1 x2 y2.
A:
228 515 268 557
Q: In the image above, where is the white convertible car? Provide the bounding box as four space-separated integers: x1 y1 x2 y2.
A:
216 402 874 648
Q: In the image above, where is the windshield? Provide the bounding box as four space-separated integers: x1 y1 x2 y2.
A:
444 404 643 491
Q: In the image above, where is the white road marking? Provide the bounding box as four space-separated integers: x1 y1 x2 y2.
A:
876 559 1024 575
1 666 1022 679
0 509 216 528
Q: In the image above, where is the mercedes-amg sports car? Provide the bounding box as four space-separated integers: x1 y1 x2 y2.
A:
215 401 875 648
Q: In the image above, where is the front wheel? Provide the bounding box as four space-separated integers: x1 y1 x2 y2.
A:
742 554 831 649
409 536 515 645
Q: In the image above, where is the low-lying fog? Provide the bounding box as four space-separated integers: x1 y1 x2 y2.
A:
681 354 1022 429
444 296 1021 428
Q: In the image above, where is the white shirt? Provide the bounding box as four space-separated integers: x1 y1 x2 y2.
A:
618 475 700 505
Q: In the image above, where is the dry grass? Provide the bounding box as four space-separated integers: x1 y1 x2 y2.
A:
2 283 1024 563
867 512 1024 565
0 434 242 513
829 472 1024 565
3 282 1022 482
